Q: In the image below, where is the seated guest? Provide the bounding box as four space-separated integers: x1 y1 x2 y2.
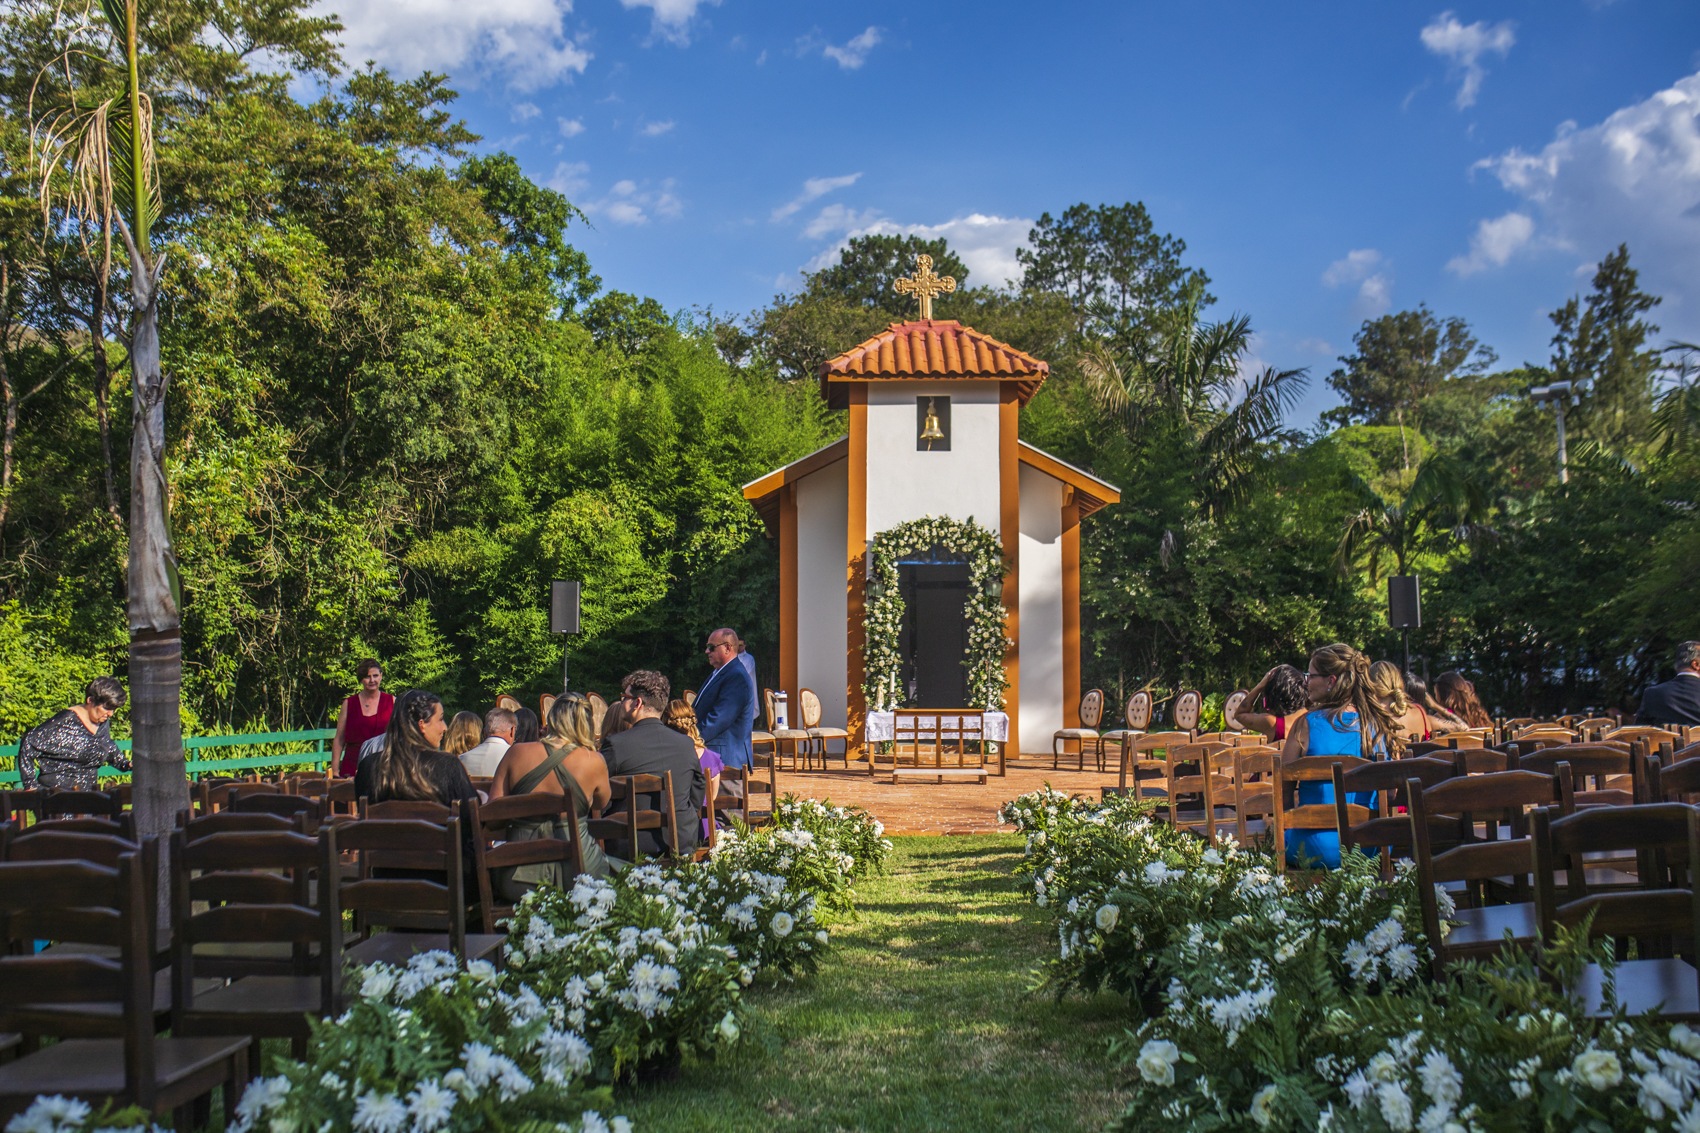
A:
601 670 703 858
1638 642 1700 727
1234 664 1309 742
663 699 722 842
599 699 633 743
1367 661 1428 742
695 626 755 771
489 693 613 887
354 689 478 809
1402 671 1469 734
459 707 517 778
512 707 541 745
1282 645 1402 869
1433 671 1493 729
443 711 482 757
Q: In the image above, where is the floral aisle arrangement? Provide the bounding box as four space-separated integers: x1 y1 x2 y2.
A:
711 795 892 918
230 952 627 1133
1000 788 1700 1133
623 859 827 980
3 1097 166 1133
861 514 1009 712
772 795 891 879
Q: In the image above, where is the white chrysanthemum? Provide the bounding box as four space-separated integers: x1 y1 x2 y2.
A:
579 1113 611 1133
1249 1084 1279 1129
1674 1025 1700 1059
352 1092 407 1133
1386 943 1421 981
1376 1082 1414 1132
1136 1040 1180 1085
1095 904 1120 933
1418 1050 1462 1106
1572 1048 1623 1090
358 966 398 1001
406 1080 456 1132
466 959 498 984
1639 1069 1686 1119
13 1096 94 1133
1364 918 1403 953
462 1042 501 1086
1344 1070 1372 1109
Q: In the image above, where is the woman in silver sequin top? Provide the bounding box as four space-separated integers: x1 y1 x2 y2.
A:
18 677 132 790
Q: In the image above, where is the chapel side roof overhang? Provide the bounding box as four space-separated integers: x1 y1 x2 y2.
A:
1017 441 1121 520
818 320 1049 410
741 436 849 531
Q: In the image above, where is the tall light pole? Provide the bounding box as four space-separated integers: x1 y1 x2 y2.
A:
1529 380 1575 485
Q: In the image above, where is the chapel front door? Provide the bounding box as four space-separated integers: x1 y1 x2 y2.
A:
899 561 971 708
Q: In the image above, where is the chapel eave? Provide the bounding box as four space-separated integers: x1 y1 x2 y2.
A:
741 436 849 532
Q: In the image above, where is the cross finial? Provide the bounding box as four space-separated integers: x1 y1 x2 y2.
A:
892 254 956 320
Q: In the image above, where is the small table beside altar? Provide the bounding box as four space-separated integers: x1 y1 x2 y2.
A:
863 710 1010 781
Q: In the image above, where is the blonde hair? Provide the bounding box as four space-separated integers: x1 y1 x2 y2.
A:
1366 661 1409 717
443 711 482 756
662 699 702 745
1308 644 1403 759
545 693 597 752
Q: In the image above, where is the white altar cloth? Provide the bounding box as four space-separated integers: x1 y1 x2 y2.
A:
863 711 1009 742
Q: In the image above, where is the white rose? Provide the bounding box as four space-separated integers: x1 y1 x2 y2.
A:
359 967 398 1001
1095 904 1120 933
1136 1039 1180 1086
1673 1025 1700 1058
771 912 795 938
1572 1048 1623 1090
1250 1084 1279 1128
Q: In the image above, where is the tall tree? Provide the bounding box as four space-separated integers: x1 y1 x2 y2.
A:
1018 202 1212 345
1322 305 1497 468
1549 244 1662 456
807 233 970 319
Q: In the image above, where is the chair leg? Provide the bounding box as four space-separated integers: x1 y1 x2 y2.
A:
1052 739 1060 771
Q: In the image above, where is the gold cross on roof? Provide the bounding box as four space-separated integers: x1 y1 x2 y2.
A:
893 254 956 320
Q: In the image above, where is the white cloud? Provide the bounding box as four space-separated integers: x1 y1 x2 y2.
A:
558 117 586 137
1454 68 1700 320
1420 11 1516 109
512 102 541 120
640 120 676 137
1446 211 1536 275
619 0 720 46
1321 248 1392 316
313 0 592 91
548 161 590 196
771 173 863 222
581 177 683 225
805 213 1035 291
822 26 883 70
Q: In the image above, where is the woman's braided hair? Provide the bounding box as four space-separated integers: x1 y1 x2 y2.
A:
1308 644 1403 759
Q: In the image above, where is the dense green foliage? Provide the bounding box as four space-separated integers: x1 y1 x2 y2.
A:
0 0 1694 741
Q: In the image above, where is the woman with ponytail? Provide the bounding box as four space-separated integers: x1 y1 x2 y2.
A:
1280 644 1402 869
354 688 478 808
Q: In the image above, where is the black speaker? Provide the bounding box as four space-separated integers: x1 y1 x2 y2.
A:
1387 575 1421 629
550 580 581 634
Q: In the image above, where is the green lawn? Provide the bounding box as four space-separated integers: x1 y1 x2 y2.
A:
616 835 1134 1132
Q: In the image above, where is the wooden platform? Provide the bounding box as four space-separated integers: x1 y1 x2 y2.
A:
892 768 988 785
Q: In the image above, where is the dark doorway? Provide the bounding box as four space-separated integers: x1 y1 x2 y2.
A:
899 560 971 708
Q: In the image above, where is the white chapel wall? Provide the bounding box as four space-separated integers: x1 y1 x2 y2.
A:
1018 464 1065 750
795 458 849 730
865 380 1002 537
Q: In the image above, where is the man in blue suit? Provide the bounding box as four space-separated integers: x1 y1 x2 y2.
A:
697 626 755 769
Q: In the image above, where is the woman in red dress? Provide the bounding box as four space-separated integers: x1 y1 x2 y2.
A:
333 658 393 777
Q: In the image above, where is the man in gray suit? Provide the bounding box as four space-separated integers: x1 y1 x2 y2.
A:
600 669 703 857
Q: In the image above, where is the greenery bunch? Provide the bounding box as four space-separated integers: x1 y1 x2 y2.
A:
771 794 892 879
710 820 861 918
232 952 626 1133
622 858 828 980
862 515 1009 711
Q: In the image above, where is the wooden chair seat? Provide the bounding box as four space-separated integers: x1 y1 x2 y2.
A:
15 968 220 1033
184 977 325 1037
1439 903 1538 955
0 1036 247 1112
344 932 505 968
1576 958 1700 1019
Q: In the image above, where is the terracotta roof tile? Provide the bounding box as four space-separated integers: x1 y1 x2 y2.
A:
818 320 1049 408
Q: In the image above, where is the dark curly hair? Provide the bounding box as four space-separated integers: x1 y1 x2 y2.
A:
1262 664 1308 717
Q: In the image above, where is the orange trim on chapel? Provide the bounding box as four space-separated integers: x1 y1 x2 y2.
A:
846 386 868 761
779 483 798 711
999 387 1021 758
1062 495 1082 730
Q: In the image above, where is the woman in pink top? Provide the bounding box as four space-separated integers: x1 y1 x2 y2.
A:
333 658 393 777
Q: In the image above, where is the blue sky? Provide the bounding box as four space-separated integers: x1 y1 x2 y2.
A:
317 0 1700 425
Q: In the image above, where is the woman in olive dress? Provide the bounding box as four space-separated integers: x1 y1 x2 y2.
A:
18 677 132 790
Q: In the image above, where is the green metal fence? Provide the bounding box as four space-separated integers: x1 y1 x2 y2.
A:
0 728 337 784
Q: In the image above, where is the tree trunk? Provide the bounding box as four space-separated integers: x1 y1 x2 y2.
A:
90 276 122 524
125 247 187 929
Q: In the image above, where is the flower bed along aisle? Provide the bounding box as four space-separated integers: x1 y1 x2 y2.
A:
1001 787 1700 1133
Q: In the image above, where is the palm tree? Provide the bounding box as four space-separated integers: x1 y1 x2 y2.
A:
1334 456 1488 582
1078 300 1307 513
32 0 187 884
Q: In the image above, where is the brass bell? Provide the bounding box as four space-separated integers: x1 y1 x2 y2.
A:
919 398 944 447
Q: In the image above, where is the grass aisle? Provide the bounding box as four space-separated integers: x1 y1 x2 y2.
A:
619 835 1132 1132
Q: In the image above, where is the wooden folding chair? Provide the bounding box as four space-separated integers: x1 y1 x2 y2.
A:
1649 754 1700 803
1330 756 1459 871
1163 742 1236 845
1533 804 1700 1019
1052 689 1105 771
360 799 455 822
0 853 248 1128
1227 745 1280 844
593 774 680 862
34 789 124 823
464 794 585 936
1273 755 1369 871
1112 731 1189 798
341 816 504 967
1519 746 1638 809
170 826 343 1060
226 790 323 830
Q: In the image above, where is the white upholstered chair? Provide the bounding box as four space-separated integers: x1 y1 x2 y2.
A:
1097 691 1152 772
1052 689 1106 771
799 687 850 769
764 688 812 772
1172 689 1203 734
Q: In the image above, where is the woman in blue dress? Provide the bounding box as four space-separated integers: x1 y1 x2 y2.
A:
1280 644 1403 868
